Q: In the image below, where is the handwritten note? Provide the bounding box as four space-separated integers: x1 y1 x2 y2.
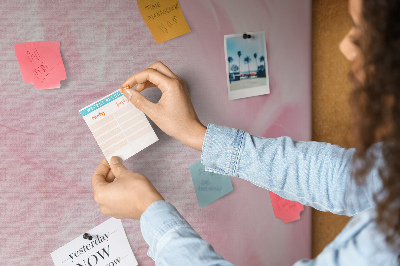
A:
14 41 66 90
79 89 158 162
269 192 304 223
137 0 191 44
189 160 233 208
51 218 138 266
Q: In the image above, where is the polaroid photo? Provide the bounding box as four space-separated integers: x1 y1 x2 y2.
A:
224 31 270 100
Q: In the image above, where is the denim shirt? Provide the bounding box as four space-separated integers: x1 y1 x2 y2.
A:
140 124 399 265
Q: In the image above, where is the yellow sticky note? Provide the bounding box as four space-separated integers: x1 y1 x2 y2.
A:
137 0 191 44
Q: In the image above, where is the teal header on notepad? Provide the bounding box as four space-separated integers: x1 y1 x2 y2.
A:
80 91 123 116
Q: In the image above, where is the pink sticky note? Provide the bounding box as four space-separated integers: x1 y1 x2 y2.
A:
270 191 304 223
14 41 66 90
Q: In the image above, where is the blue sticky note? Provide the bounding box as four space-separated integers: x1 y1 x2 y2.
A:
189 160 233 208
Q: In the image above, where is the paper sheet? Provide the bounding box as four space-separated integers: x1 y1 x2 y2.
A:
51 218 138 266
14 41 66 90
269 192 304 223
189 160 233 208
79 90 158 162
137 0 191 44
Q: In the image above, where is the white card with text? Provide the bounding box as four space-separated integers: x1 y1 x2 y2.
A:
79 89 158 162
51 218 138 266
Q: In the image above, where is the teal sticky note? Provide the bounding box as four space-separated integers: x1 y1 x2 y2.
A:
189 160 233 208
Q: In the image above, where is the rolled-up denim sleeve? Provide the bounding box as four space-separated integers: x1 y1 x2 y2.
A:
140 200 235 265
201 124 382 216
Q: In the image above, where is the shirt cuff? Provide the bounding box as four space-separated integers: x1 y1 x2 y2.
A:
140 200 192 260
201 124 245 176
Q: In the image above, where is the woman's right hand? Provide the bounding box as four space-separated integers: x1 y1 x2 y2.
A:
120 61 207 151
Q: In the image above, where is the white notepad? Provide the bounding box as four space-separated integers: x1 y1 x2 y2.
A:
51 218 138 266
79 89 158 162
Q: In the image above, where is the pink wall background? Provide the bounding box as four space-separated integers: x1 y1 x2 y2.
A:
0 0 311 265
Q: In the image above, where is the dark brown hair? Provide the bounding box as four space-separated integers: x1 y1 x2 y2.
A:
350 0 400 253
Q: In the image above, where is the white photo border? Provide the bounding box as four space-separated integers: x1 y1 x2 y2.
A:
224 31 270 100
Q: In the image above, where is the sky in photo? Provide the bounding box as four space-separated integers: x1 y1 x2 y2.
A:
226 32 266 73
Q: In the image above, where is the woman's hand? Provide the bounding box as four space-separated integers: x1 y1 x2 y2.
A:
120 61 206 151
91 157 164 219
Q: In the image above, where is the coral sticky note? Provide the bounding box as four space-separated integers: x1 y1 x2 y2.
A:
269 192 304 223
137 0 191 44
190 160 233 208
14 41 66 90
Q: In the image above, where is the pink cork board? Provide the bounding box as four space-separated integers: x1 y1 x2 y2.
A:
0 0 311 265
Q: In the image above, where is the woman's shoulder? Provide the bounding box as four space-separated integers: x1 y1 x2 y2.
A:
322 209 399 265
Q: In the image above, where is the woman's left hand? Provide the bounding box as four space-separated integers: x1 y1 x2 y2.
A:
91 157 164 219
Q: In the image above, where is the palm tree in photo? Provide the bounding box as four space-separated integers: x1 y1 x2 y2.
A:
227 56 234 73
237 51 242 77
258 55 266 77
227 56 234 83
231 64 239 73
260 55 266 71
244 56 251 78
253 53 258 73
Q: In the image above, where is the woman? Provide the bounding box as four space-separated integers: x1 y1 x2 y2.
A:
91 0 400 264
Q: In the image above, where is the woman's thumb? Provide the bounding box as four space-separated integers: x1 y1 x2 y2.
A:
109 156 127 177
123 89 154 116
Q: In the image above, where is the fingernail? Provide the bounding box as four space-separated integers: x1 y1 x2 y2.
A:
125 89 133 100
121 85 130 92
110 156 121 165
